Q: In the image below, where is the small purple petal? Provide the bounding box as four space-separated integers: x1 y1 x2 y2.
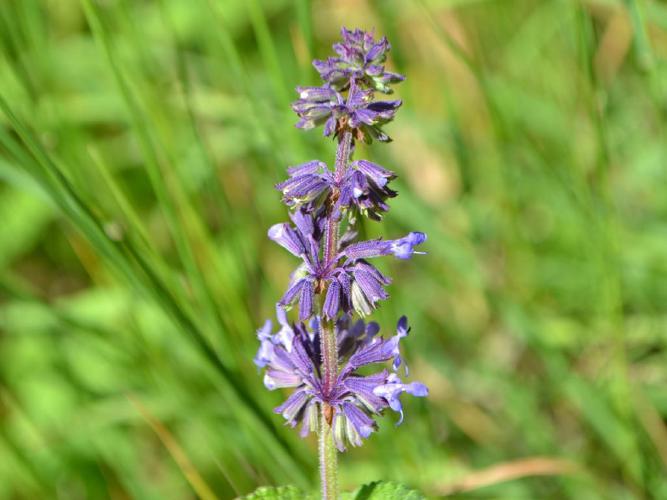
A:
275 313 295 352
254 338 274 368
365 64 384 76
342 402 376 439
350 108 379 127
286 160 327 176
299 280 314 321
366 322 380 342
332 411 347 452
390 232 427 259
350 281 373 316
391 315 411 372
323 281 341 319
337 182 354 208
397 316 409 337
256 319 272 341
346 338 395 371
354 261 391 285
373 373 428 425
268 223 306 257
289 209 314 237
342 372 388 413
366 38 388 63
279 278 305 308
264 368 302 390
296 86 336 101
277 174 325 195
274 390 310 425
289 336 318 377
336 273 352 312
323 116 336 137
367 99 402 114
350 170 367 199
295 118 313 130
380 71 405 83
352 160 396 187
353 267 389 304
300 400 318 437
342 239 391 260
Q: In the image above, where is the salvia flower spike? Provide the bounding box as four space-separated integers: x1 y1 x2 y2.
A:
256 27 427 499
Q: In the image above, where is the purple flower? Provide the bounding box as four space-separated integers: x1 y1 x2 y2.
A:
255 315 428 450
276 159 397 220
338 160 398 220
275 160 334 209
292 85 401 142
313 27 405 94
291 86 341 134
373 374 428 425
341 232 427 261
268 211 426 319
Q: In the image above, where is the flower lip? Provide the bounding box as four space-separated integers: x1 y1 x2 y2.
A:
390 232 427 260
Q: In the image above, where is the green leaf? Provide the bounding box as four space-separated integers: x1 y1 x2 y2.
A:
240 480 425 499
239 485 312 499
345 481 425 500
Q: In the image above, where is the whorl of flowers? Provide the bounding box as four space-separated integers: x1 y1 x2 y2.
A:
256 311 426 451
255 27 427 453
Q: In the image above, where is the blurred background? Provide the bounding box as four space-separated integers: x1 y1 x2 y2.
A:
1 0 667 498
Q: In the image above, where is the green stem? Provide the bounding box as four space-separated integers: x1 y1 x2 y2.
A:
318 401 338 500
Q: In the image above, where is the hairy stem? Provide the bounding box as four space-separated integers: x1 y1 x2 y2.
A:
324 129 353 265
318 128 353 500
320 317 338 399
319 314 339 498
318 319 339 499
333 128 353 182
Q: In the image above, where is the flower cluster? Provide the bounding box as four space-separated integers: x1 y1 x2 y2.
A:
256 27 427 453
292 86 401 142
255 311 427 451
313 27 405 93
269 209 425 320
276 159 397 220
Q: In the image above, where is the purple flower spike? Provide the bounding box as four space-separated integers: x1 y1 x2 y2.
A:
254 319 274 368
254 314 427 450
258 27 428 464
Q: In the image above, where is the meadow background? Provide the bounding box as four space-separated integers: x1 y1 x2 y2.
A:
1 0 667 498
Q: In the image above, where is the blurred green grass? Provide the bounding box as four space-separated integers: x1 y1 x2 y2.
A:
1 0 667 498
